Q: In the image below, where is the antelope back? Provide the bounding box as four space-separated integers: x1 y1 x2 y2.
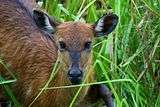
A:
0 0 57 105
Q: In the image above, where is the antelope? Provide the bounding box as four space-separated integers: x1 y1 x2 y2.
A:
0 0 118 107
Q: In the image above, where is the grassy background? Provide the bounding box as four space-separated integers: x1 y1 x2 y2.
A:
41 0 160 106
1 0 160 107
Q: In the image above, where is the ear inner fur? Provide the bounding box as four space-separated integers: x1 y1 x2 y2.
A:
32 9 59 34
94 13 118 36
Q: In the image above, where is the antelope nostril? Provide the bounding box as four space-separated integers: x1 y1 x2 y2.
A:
68 68 83 84
68 69 83 77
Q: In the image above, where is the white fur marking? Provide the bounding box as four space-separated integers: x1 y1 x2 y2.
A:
95 16 105 32
44 15 53 30
26 86 32 98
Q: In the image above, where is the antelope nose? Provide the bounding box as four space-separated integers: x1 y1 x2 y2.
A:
68 68 83 84
68 68 82 77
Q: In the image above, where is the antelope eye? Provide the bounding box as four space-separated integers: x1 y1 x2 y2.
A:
59 41 66 51
84 41 92 50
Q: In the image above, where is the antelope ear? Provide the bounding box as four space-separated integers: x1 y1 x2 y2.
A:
94 13 118 37
32 9 59 34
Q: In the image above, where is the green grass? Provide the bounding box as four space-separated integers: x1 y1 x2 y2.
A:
1 0 160 107
42 0 160 107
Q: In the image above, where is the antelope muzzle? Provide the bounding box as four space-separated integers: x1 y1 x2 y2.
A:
68 51 83 84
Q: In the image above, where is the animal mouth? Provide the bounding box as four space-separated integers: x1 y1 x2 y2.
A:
67 66 83 85
68 76 82 85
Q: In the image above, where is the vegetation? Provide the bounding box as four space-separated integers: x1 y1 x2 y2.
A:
1 0 160 107
42 0 160 106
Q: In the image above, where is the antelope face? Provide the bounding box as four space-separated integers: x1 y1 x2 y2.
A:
54 22 93 84
33 10 118 84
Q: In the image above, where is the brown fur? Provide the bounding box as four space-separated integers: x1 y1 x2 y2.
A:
55 22 94 70
0 0 95 107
